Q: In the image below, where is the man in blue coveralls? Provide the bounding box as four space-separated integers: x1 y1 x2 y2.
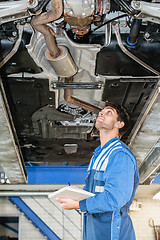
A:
55 102 139 240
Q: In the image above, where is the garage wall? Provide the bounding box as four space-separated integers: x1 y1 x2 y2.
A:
1 195 160 240
130 198 160 240
0 196 82 240
0 197 48 240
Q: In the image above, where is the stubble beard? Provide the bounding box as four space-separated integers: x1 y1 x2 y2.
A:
95 120 115 131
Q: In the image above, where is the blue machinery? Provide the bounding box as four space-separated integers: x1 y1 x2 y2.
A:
26 166 88 184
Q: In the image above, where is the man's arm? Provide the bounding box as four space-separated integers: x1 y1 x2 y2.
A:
55 151 136 213
55 197 80 210
79 151 136 214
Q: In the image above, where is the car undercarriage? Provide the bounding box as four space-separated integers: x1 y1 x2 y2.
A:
0 0 160 184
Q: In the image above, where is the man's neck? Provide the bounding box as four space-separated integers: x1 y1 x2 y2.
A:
100 130 119 148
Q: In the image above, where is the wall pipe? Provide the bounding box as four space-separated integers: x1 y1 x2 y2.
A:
0 192 50 196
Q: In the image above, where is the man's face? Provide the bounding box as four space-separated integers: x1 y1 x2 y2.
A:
95 106 121 131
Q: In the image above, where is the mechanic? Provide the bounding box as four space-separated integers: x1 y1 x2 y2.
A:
55 102 139 240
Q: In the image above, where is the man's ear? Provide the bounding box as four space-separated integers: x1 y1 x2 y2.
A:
116 121 125 129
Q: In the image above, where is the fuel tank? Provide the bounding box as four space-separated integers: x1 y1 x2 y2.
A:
96 34 160 76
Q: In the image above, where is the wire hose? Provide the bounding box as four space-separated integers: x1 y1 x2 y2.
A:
92 14 127 33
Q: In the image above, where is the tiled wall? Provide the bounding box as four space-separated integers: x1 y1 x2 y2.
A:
130 198 160 240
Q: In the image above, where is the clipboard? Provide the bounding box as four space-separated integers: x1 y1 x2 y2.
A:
48 186 94 201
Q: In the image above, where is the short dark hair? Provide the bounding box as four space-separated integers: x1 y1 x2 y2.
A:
105 102 130 136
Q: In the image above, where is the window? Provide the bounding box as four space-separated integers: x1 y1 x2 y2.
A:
0 216 19 240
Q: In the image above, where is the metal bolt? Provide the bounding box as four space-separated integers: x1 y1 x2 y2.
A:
133 1 140 9
144 32 150 39
12 31 17 37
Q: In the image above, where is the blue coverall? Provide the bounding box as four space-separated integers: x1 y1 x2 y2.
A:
79 136 139 240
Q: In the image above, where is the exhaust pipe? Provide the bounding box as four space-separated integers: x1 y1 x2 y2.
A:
31 0 77 77
64 77 101 114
